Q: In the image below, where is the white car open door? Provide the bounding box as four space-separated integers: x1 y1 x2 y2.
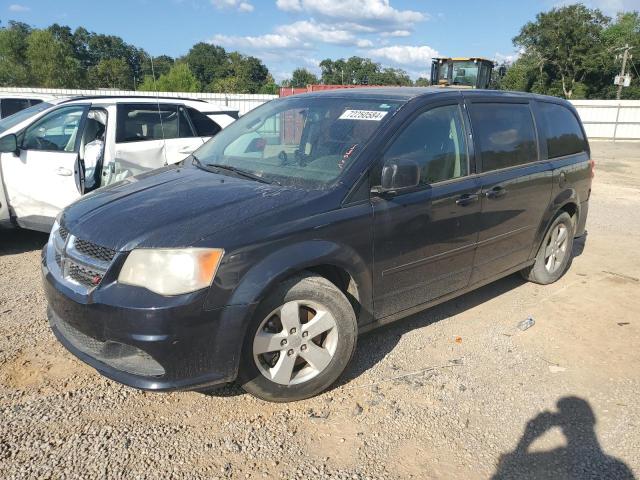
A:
0 104 88 231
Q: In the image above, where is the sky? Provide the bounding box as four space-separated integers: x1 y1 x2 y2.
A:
3 0 640 82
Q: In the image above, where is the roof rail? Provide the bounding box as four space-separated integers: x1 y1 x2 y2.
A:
56 95 210 104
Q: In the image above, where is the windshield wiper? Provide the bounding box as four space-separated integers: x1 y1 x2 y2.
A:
192 155 281 186
207 163 279 185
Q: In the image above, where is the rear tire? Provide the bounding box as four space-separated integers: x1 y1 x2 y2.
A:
238 273 357 402
521 212 575 285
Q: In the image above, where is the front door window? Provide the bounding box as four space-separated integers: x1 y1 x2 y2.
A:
21 105 86 152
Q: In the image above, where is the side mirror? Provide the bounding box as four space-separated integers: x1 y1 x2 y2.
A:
375 159 421 195
0 134 18 155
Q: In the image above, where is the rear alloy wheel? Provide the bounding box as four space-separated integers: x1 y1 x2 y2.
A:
239 274 357 402
521 211 575 284
543 223 570 274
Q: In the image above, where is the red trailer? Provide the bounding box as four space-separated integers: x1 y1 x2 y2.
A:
279 84 384 97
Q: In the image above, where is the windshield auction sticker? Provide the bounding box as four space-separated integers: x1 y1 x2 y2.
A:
339 110 388 121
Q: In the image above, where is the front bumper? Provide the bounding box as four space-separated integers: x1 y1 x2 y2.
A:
43 254 254 391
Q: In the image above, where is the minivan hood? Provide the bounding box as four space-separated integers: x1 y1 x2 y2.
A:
63 166 321 251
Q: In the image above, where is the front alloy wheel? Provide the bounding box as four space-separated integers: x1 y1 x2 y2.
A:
239 273 357 402
253 301 338 386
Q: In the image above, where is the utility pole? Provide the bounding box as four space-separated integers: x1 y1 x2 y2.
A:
617 44 631 100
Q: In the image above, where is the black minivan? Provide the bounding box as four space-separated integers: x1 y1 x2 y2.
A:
42 88 592 401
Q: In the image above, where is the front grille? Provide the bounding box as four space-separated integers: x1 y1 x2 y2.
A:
58 225 69 241
49 226 118 293
74 238 116 263
53 314 165 377
68 263 103 288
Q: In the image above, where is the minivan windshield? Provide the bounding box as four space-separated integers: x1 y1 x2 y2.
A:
193 96 402 188
0 101 53 134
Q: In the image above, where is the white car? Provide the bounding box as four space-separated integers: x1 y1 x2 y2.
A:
0 96 237 232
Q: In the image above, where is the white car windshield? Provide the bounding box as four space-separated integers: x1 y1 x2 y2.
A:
0 102 53 134
192 96 402 188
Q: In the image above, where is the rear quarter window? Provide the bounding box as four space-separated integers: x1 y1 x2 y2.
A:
538 102 587 158
470 103 538 172
1 98 32 118
187 107 222 137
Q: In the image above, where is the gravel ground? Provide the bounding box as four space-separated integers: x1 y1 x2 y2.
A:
1 142 639 479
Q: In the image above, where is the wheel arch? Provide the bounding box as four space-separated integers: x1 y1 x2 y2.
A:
530 189 581 260
225 239 373 326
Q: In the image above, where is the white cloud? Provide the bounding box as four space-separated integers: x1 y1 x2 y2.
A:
211 0 254 12
367 45 440 66
8 4 30 12
212 33 302 49
381 30 411 37
276 0 302 11
494 50 522 65
212 19 379 50
276 0 427 27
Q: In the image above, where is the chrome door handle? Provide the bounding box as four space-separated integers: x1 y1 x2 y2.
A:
485 185 507 199
456 193 479 206
55 167 72 176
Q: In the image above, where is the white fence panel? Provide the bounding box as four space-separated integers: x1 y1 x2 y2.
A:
0 87 276 115
570 100 640 141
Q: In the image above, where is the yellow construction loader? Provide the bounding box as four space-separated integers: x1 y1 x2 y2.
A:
430 57 495 89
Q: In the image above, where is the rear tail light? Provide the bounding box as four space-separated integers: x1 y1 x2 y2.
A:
589 159 595 178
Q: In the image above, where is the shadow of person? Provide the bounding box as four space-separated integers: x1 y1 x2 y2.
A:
492 397 635 480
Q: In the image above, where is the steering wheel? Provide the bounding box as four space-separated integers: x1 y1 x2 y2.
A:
33 137 60 151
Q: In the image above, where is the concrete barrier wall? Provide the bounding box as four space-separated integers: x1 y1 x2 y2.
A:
1 87 639 139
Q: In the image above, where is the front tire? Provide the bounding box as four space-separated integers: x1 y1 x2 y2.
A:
238 273 357 402
521 211 575 284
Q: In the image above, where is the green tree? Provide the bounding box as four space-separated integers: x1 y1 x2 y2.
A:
0 21 31 86
208 52 270 93
513 4 610 98
88 58 133 89
287 68 318 87
184 42 228 87
414 77 430 87
139 63 199 92
259 73 278 94
26 29 82 88
374 67 412 86
319 56 411 86
209 76 245 93
598 12 640 99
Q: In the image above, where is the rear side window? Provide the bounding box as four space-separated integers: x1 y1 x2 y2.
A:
1 98 32 118
187 108 221 137
538 102 587 158
116 104 195 143
470 103 538 172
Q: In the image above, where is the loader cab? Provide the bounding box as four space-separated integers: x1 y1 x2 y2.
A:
430 57 494 89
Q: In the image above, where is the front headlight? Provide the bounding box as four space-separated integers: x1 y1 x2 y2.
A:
118 248 224 296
